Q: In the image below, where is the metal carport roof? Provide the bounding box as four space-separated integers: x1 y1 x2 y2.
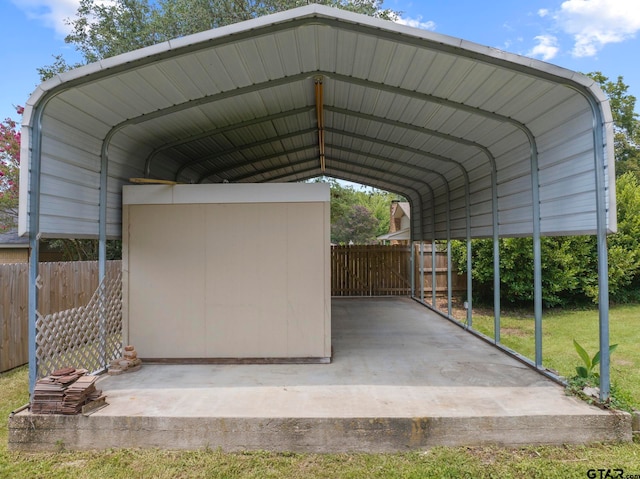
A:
19 3 615 242
18 4 616 398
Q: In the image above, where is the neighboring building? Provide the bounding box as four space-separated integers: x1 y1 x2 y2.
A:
0 229 29 264
377 201 410 244
0 229 65 263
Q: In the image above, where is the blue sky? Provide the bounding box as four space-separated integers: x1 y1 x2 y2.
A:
1 0 640 124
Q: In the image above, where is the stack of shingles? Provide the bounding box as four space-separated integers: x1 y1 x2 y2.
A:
31 377 67 414
61 375 101 415
31 367 103 415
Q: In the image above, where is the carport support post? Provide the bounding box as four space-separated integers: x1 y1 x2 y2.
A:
586 96 611 401
531 145 543 368
447 240 452 317
466 238 472 327
432 239 437 307
410 241 415 298
26 99 52 393
28 234 39 394
27 119 43 394
420 241 424 302
492 169 500 344
98 143 109 370
596 215 610 401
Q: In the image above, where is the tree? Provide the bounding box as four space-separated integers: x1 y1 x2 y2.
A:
37 54 83 82
0 106 22 232
39 0 399 77
332 204 378 244
354 187 396 237
315 177 401 243
602 172 640 302
588 72 640 179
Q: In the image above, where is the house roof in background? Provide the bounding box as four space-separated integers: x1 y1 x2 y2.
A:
0 229 29 248
377 228 410 241
392 202 411 219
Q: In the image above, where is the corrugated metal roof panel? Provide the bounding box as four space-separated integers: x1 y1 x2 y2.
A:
19 4 615 241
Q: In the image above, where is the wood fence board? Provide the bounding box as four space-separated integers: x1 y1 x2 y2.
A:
330 245 465 297
0 261 121 372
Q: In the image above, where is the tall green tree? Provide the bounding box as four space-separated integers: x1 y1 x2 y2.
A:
354 188 396 237
40 0 398 78
603 172 640 302
313 177 401 243
332 204 378 244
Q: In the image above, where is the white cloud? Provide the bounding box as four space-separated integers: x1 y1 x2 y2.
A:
11 0 81 36
395 15 437 31
526 34 560 61
538 8 550 18
555 0 640 57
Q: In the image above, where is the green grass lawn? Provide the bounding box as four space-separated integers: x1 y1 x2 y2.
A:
2 304 640 478
468 304 640 408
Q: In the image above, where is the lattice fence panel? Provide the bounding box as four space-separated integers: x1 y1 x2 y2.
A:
36 269 122 378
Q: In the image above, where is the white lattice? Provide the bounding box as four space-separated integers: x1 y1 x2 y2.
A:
36 270 122 378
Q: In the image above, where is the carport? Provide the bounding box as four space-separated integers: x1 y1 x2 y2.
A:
19 3 616 404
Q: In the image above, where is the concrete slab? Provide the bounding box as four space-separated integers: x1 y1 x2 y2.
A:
9 298 631 452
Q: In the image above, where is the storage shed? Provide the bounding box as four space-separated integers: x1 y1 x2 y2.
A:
122 183 330 361
19 5 616 397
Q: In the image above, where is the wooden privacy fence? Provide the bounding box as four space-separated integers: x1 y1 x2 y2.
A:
0 261 121 373
331 244 465 297
332 245 411 296
414 243 467 295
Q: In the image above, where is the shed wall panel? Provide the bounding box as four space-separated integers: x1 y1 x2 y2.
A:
123 184 330 360
127 204 207 358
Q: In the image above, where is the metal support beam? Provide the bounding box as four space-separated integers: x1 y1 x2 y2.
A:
432 239 437 307
464 173 472 328
98 137 109 370
569 88 612 401
492 169 501 344
530 143 543 368
447 240 452 317
28 236 39 394
493 233 501 344
596 187 611 401
420 241 424 303
446 182 452 318
466 237 472 328
314 76 326 173
27 110 44 395
410 241 415 298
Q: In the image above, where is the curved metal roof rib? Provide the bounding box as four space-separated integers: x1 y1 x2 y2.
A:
19 4 615 241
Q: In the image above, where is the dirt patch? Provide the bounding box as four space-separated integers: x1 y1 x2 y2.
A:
56 459 88 469
613 358 634 367
500 327 528 337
